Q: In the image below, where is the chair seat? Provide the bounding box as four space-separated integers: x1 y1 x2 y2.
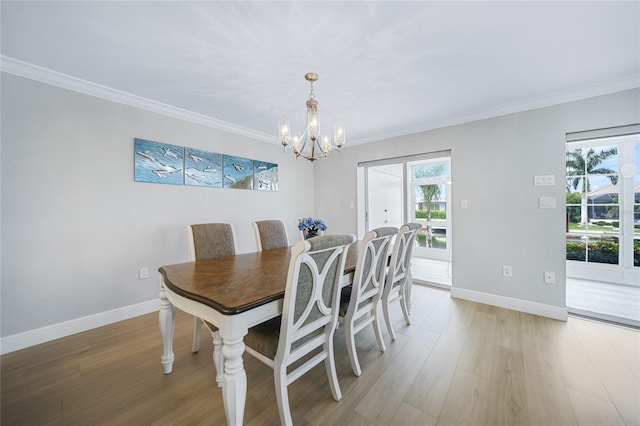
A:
246 316 327 360
339 287 352 316
245 317 281 359
339 287 375 317
202 319 218 332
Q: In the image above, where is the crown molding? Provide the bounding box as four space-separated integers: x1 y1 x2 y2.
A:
2 55 637 147
350 74 640 145
0 55 278 144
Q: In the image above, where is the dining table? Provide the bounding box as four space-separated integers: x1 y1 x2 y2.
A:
157 241 361 425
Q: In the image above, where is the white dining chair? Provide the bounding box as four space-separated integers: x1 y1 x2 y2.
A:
381 222 422 340
339 226 396 376
244 233 356 426
253 219 289 251
187 223 237 388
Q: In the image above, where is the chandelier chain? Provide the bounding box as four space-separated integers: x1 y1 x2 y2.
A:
308 81 315 100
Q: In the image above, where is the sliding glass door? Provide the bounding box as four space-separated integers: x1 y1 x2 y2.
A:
361 152 451 262
566 131 639 286
408 158 451 260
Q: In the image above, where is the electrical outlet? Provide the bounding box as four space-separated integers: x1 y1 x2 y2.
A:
544 271 555 284
502 265 512 277
539 196 556 209
139 267 149 280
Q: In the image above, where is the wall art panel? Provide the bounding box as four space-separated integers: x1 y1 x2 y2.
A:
222 155 254 189
134 139 277 191
184 147 222 187
134 138 184 185
253 161 279 191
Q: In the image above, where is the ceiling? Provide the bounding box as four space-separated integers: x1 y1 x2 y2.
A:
1 1 638 147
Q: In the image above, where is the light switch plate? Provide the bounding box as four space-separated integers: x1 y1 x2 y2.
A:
534 175 555 186
139 267 149 280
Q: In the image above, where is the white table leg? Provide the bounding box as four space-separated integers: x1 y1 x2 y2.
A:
159 278 175 374
220 334 247 425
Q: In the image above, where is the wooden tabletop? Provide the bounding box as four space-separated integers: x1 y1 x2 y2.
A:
159 241 360 315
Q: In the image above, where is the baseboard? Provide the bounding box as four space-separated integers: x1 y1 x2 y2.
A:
414 279 452 291
568 308 640 329
0 299 160 355
450 288 568 321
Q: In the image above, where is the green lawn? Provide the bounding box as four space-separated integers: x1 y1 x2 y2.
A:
568 223 618 232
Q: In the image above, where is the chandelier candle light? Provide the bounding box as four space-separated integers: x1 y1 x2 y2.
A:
278 73 346 162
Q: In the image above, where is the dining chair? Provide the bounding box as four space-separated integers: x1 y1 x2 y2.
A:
244 233 356 426
253 219 289 251
381 222 422 341
187 222 236 388
339 226 397 377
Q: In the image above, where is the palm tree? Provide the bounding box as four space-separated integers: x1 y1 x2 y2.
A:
416 163 446 248
566 147 618 225
420 183 441 247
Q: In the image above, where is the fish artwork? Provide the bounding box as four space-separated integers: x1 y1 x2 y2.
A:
185 172 204 183
159 164 178 172
163 147 179 159
134 138 184 185
135 139 274 190
137 151 157 162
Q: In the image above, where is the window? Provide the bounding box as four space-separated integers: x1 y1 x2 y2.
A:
566 126 639 285
408 159 451 258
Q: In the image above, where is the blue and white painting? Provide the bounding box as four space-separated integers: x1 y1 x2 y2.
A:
253 161 279 191
134 138 184 185
223 155 254 189
134 138 278 192
184 148 222 187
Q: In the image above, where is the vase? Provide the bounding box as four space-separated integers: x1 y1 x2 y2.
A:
304 229 320 240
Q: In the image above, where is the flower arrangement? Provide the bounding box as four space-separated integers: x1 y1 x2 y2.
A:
298 217 328 239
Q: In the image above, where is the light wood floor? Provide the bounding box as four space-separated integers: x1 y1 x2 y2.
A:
412 257 640 327
566 278 640 328
2 285 639 425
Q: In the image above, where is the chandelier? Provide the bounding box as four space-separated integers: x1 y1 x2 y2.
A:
278 73 346 162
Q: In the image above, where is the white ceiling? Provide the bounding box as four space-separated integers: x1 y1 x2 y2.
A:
1 1 638 147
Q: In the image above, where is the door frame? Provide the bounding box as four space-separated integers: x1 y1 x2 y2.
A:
357 150 452 261
407 157 452 260
565 126 639 287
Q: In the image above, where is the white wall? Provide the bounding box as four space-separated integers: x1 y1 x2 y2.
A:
0 73 315 349
2 71 638 351
314 88 640 318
